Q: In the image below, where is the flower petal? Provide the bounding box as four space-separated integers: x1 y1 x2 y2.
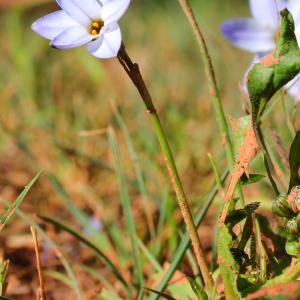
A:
288 0 300 23
51 26 93 49
221 19 275 52
249 0 283 29
285 74 300 102
101 0 130 24
31 10 79 40
68 0 102 21
87 24 121 58
288 0 300 45
56 0 91 26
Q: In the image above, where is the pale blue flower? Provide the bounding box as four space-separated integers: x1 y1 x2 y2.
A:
32 0 130 59
221 0 300 101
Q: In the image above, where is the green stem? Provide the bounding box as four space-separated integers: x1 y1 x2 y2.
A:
256 125 280 195
149 170 228 300
177 0 245 206
177 0 234 169
117 44 214 291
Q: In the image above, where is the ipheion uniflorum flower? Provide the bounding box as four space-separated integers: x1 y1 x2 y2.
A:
221 0 300 101
31 0 130 59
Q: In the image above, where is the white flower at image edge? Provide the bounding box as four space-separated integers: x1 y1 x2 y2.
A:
32 0 130 59
221 0 300 101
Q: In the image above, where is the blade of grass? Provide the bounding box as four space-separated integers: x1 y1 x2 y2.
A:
207 153 224 196
0 171 42 233
47 174 112 251
254 217 267 281
280 91 295 138
44 270 73 288
149 170 228 300
113 105 156 240
0 200 82 300
137 237 163 273
38 215 131 296
107 127 144 290
77 263 117 295
0 258 9 297
14 139 113 252
145 288 177 300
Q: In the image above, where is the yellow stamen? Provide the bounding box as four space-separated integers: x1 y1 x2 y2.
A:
91 29 98 36
90 20 104 36
92 22 100 29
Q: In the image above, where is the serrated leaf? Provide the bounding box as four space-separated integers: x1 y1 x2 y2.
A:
247 9 300 123
218 225 241 299
288 131 300 191
225 202 260 228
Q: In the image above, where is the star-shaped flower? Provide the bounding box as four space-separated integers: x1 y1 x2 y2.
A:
221 0 300 101
32 0 130 59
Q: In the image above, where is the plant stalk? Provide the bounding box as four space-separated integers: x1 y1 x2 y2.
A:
177 0 234 169
117 44 213 290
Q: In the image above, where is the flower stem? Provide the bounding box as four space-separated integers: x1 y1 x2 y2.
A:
117 44 213 290
177 0 245 204
177 0 234 167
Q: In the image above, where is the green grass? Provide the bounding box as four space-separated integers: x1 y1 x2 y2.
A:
0 0 299 299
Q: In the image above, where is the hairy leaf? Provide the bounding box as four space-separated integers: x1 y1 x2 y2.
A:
247 10 300 123
225 203 260 228
218 225 241 299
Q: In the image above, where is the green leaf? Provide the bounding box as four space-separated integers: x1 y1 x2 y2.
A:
44 270 73 288
225 202 260 228
114 106 155 239
247 9 300 123
99 289 123 300
240 174 265 186
149 170 229 300
145 288 177 300
0 199 83 300
47 175 112 252
187 276 208 300
0 171 42 232
108 129 143 289
0 258 9 296
288 131 300 191
39 215 130 294
218 225 241 299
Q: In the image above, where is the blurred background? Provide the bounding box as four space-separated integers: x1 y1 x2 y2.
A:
0 0 297 299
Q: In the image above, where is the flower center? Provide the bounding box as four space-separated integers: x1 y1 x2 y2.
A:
90 20 104 36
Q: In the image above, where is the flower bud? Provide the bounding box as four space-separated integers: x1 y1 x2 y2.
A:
288 186 300 213
287 217 299 234
272 193 294 218
285 239 300 256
